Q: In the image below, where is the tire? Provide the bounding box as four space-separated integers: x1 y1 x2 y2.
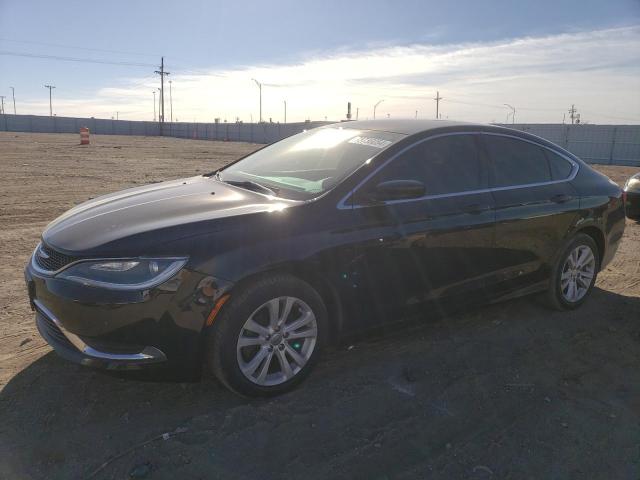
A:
206 273 328 397
544 233 600 311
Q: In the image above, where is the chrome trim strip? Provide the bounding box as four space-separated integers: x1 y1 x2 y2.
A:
336 131 579 210
34 299 166 363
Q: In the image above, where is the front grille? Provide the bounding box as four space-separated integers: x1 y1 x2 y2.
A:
34 243 78 272
36 311 78 351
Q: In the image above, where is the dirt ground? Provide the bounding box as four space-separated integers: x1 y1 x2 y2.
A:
0 132 638 480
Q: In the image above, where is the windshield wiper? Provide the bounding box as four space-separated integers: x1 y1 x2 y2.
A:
221 179 279 196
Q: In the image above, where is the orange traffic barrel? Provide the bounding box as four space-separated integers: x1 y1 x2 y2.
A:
80 127 90 145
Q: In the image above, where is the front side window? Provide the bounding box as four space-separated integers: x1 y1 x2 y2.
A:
484 135 551 187
219 127 405 200
368 134 487 196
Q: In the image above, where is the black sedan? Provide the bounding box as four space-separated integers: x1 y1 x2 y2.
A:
25 120 625 396
624 172 640 220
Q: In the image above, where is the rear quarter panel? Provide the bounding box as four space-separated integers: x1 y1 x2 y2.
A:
570 162 625 268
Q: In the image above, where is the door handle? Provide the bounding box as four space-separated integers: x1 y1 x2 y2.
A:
463 203 491 214
551 194 573 204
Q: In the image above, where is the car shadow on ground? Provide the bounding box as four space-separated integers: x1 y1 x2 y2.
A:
1 288 639 480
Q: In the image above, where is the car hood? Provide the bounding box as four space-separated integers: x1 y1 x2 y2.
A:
43 175 297 252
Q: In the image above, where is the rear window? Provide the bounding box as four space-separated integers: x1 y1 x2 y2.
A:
484 135 551 187
545 149 573 180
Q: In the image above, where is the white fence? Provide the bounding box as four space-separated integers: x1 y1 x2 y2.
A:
503 123 640 167
0 114 327 145
1 114 639 166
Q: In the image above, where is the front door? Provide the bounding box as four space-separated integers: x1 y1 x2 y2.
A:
347 133 496 329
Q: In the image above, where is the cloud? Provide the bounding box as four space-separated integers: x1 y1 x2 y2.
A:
17 26 640 124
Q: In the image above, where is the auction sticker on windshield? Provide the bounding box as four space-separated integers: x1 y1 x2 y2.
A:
348 136 393 149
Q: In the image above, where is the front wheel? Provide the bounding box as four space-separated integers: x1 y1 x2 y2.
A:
206 274 328 396
545 233 600 310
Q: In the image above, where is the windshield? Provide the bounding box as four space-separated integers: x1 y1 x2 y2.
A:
218 127 405 200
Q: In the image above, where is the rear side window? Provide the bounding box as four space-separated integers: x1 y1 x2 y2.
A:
373 134 486 195
545 149 573 180
484 135 550 187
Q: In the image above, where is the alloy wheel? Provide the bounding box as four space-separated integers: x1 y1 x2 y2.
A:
236 296 318 386
560 245 596 303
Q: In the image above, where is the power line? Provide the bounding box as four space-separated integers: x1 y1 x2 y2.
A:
0 37 158 57
0 50 155 67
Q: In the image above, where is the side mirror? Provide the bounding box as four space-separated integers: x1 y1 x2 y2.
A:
367 179 425 202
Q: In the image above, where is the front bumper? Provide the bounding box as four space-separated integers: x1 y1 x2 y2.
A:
25 255 232 372
34 299 167 369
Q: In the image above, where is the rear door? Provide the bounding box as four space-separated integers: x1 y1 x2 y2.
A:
347 133 496 329
481 133 579 292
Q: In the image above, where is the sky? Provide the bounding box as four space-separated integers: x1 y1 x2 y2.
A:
0 0 639 124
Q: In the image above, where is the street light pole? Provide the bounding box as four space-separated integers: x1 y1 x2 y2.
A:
251 78 262 123
10 87 16 114
153 90 156 121
503 103 516 124
283 99 287 124
373 99 384 120
44 85 55 116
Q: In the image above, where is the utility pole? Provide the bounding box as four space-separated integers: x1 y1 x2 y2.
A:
44 85 55 116
373 99 384 119
568 104 577 125
153 90 156 121
433 91 443 119
356 107 359 120
154 57 170 134
10 87 16 114
503 104 516 124
116 112 119 121
415 110 418 119
0 96 5 114
169 80 173 123
283 99 287 123
251 78 262 123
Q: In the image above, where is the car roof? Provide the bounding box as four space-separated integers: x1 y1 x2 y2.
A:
328 119 478 135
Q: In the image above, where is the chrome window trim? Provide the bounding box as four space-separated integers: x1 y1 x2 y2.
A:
336 131 579 210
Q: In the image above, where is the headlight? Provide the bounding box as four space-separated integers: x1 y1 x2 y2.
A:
624 177 640 192
57 257 188 290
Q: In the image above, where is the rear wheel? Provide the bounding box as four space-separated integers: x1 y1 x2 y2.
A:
206 274 327 396
545 233 599 310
